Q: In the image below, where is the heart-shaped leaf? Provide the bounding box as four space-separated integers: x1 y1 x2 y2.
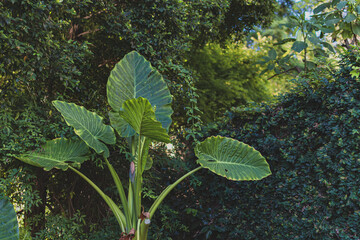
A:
107 51 173 137
109 111 136 138
16 138 89 171
119 97 170 143
0 193 19 240
195 136 271 181
53 100 116 157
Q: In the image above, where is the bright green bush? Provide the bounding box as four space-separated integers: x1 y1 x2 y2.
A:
184 48 360 239
188 35 292 122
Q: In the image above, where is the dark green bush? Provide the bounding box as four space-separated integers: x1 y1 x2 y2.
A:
186 48 360 239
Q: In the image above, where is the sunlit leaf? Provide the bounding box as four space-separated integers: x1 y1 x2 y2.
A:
195 136 271 181
53 100 115 157
16 138 89 171
119 97 170 143
107 51 173 137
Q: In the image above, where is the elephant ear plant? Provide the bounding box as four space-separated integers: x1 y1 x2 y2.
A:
0 192 19 240
16 51 271 240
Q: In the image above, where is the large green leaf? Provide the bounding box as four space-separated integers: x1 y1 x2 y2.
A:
108 111 136 138
119 97 170 143
16 138 89 171
0 193 19 240
53 100 116 157
195 136 271 181
107 51 173 137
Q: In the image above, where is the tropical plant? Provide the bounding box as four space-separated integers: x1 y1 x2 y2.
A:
16 51 271 240
1 2 284 232
0 192 19 240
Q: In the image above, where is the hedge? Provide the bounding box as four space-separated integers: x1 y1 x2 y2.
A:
185 48 360 239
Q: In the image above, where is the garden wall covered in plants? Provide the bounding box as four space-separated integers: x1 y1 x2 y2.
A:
184 50 360 239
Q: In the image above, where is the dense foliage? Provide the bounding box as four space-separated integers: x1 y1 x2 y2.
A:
260 0 360 77
0 0 282 237
185 48 360 239
6 1 358 239
188 35 292 122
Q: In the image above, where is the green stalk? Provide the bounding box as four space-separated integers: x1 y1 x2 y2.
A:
135 135 146 222
129 135 136 228
69 166 126 232
136 218 141 240
104 157 131 231
140 166 203 237
128 181 136 227
139 221 149 240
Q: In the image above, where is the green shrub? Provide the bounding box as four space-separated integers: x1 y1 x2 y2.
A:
186 48 360 239
188 35 292 122
32 212 86 240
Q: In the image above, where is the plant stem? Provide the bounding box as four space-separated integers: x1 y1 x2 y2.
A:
129 181 136 227
137 218 141 240
135 136 146 223
104 157 131 231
